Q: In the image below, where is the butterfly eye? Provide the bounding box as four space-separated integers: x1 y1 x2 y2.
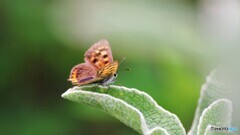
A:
113 73 117 77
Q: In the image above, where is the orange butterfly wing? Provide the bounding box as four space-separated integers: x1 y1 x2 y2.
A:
84 39 113 70
68 63 101 86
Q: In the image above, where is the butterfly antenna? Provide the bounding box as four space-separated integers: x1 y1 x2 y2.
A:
118 57 132 71
118 57 126 66
118 68 131 71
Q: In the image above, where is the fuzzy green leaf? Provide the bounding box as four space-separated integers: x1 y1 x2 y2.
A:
188 70 234 135
197 99 232 135
62 85 185 135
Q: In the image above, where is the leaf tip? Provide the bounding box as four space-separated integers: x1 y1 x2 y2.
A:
61 91 68 98
61 88 74 98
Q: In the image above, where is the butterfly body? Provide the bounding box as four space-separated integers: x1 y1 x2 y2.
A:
68 39 119 86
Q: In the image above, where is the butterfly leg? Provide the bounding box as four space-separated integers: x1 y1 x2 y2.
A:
90 83 99 92
105 85 111 94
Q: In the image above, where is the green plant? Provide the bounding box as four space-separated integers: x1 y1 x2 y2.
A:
62 70 234 135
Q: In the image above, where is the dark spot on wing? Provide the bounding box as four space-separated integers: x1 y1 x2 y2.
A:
86 54 91 59
79 77 93 83
95 52 101 56
103 54 108 58
92 58 98 63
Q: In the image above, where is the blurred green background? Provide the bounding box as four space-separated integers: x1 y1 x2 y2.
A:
2 0 235 134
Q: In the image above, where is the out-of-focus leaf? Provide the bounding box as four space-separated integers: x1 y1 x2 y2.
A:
188 70 235 135
196 99 232 135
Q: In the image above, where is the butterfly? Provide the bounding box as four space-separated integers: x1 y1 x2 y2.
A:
68 39 119 86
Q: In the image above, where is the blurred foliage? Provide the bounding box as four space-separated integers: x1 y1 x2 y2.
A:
0 0 218 135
